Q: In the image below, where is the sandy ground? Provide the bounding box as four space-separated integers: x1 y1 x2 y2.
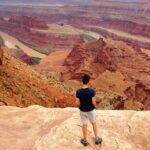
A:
31 24 101 39
92 71 133 96
4 40 16 49
37 49 71 71
32 24 80 35
0 31 46 58
76 28 102 39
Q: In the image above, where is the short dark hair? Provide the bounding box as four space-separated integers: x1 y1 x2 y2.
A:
82 74 90 84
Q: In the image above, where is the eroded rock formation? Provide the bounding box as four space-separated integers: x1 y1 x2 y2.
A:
9 16 48 29
63 38 117 79
63 38 150 109
125 82 150 110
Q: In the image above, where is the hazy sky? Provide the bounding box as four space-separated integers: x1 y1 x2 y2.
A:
0 0 143 4
0 0 90 4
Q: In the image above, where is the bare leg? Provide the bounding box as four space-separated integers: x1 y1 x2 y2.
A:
92 123 102 144
82 124 88 139
92 123 98 137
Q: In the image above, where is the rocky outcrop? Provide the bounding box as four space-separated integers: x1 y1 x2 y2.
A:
9 16 48 29
0 48 74 107
125 82 150 110
43 71 65 82
63 38 117 79
20 53 35 65
5 48 35 65
63 38 150 109
0 105 149 150
63 37 150 82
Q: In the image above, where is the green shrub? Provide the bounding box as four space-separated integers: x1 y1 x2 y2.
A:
31 57 41 64
27 44 50 55
0 36 5 46
82 33 96 42
15 45 20 49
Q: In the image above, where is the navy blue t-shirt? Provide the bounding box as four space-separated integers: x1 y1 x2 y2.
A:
76 88 96 112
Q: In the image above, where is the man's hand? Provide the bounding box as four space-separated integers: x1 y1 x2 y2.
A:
75 98 80 107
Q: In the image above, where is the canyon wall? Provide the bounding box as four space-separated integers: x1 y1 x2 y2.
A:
9 16 48 29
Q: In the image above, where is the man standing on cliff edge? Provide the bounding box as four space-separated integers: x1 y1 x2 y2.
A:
76 74 102 146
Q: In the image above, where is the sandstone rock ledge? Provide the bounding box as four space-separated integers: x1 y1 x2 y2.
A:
0 106 149 150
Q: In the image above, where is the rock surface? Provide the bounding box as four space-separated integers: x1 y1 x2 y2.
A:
0 105 149 150
63 38 150 80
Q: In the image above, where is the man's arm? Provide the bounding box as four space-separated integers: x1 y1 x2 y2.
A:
92 97 97 108
75 98 80 107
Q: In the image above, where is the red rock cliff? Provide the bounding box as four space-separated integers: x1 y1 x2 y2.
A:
9 16 48 29
63 38 117 79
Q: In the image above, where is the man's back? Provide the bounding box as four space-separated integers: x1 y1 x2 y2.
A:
76 88 95 112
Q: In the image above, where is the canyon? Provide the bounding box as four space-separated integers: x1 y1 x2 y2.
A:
0 15 83 54
0 1 149 150
0 0 150 50
0 0 149 110
38 37 150 109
